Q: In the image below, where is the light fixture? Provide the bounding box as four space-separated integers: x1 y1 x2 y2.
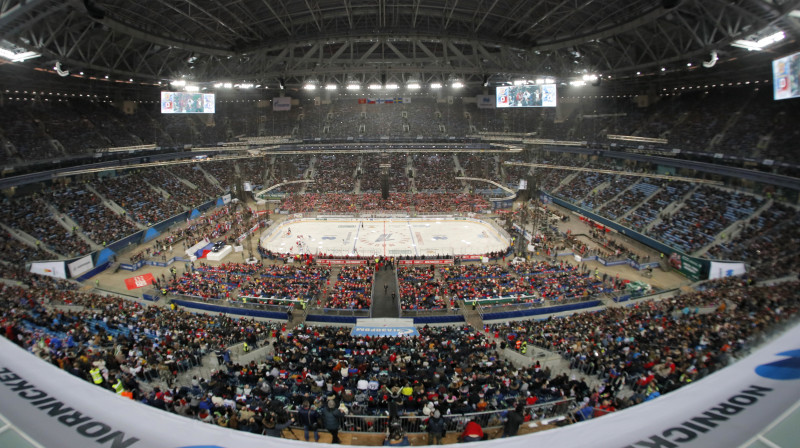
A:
451 81 464 89
171 80 186 87
535 78 545 84
430 82 442 89
385 83 399 90
303 83 316 90
582 74 598 82
325 84 337 90
213 83 223 88
570 80 586 86
407 82 421 90
346 84 360 90
513 79 527 86
0 47 41 62
368 84 382 90
661 67 666 72
731 31 785 51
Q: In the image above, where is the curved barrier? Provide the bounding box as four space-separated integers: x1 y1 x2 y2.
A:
1 323 799 447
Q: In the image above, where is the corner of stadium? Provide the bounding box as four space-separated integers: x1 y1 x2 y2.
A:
1 1 799 447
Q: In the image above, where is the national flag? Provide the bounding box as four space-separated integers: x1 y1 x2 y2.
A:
384 99 394 104
357 98 367 104
394 97 403 104
367 98 376 104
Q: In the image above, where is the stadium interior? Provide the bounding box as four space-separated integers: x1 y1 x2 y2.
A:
1 1 800 447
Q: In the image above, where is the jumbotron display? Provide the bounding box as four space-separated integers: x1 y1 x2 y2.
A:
160 92 216 113
772 51 800 101
496 84 557 107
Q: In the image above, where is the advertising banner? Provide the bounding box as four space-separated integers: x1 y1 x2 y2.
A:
397 259 454 265
668 252 709 281
67 255 94 278
124 273 155 290
272 96 291 111
318 259 369 266
476 94 496 109
708 260 747 279
29 261 67 279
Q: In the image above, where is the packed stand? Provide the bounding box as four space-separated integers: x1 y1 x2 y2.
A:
326 266 373 310
0 196 90 257
398 266 447 310
310 154 359 194
647 186 763 253
47 185 139 246
0 231 53 265
621 182 691 231
412 154 463 191
599 180 658 221
94 174 185 226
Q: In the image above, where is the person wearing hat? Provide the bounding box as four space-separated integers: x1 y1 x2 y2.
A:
320 399 344 444
298 400 320 442
383 428 411 446
426 409 446 445
262 412 295 438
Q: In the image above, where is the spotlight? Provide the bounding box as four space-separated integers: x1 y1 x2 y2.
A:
54 62 69 77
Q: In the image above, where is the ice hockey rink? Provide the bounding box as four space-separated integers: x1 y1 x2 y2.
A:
261 218 511 257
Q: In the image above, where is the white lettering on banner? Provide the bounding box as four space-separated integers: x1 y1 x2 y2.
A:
0 366 139 447
133 276 147 288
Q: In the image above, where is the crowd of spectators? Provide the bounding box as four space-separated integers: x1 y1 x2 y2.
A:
326 265 373 310
94 174 185 225
412 154 463 191
494 281 800 408
310 154 360 193
0 231 53 265
621 182 692 231
0 196 90 257
707 203 800 279
598 180 657 221
398 266 447 311
47 184 139 246
138 168 210 208
647 186 763 253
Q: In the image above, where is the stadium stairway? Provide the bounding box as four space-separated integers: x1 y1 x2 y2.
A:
0 222 62 259
693 198 773 258
43 201 102 251
597 179 641 213
458 299 485 332
198 165 224 190
85 184 148 230
643 184 699 233
617 185 662 223
371 267 400 318
550 170 581 195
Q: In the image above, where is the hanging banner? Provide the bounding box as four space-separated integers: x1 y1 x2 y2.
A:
29 261 67 279
708 261 747 279
272 96 291 111
476 95 496 109
668 252 708 281
67 255 94 278
124 273 155 290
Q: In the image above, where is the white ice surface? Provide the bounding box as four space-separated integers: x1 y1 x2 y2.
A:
261 218 509 257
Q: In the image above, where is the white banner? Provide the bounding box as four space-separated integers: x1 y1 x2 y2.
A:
67 255 94 278
272 96 291 111
222 193 232 204
243 182 252 192
0 324 799 447
476 94 496 109
708 261 747 279
29 261 67 279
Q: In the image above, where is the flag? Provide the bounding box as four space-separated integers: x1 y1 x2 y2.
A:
357 98 367 104
394 97 403 104
367 98 376 104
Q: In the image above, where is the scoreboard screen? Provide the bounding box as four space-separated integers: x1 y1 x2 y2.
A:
161 92 216 113
496 84 557 108
773 51 800 101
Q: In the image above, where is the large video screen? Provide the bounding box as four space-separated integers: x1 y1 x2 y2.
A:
773 51 800 101
496 84 557 108
160 92 216 113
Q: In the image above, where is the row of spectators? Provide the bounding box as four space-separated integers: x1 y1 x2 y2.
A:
47 184 139 246
326 265 373 310
0 195 91 257
494 280 800 408
276 193 490 214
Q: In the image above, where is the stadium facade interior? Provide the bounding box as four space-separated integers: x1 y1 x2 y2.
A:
1 1 800 447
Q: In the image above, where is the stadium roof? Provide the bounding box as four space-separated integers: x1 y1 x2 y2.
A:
0 0 799 89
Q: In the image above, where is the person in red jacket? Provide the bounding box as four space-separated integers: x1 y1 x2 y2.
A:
460 419 484 443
